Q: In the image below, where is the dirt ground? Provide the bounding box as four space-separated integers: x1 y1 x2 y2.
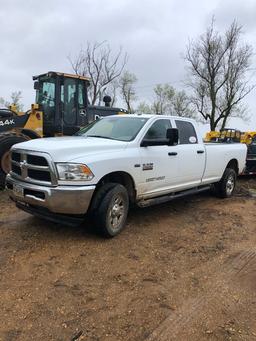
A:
1 178 256 341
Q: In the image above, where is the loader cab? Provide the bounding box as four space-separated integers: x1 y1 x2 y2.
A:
34 71 90 136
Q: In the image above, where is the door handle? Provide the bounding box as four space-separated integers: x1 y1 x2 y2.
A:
197 150 205 154
168 152 177 156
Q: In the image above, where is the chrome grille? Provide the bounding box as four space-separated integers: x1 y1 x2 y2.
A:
10 150 57 185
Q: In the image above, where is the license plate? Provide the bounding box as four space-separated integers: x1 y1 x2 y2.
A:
13 184 24 198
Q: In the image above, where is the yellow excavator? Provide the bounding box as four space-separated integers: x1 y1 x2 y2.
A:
205 129 256 174
0 71 127 188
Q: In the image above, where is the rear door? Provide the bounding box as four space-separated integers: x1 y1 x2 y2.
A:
173 119 205 188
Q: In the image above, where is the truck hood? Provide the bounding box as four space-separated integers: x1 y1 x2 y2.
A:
12 136 128 162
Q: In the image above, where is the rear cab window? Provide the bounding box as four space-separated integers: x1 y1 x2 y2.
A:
175 120 198 144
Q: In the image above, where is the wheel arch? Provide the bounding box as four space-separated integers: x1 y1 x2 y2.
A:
226 159 239 175
96 171 136 203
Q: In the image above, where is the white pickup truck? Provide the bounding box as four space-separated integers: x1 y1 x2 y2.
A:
6 115 247 237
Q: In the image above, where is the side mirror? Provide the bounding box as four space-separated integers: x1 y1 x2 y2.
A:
166 128 179 145
34 81 39 90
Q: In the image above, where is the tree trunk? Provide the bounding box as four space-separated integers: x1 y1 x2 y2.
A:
210 116 216 131
220 112 229 130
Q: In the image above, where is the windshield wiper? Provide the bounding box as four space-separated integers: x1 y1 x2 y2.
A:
86 135 114 140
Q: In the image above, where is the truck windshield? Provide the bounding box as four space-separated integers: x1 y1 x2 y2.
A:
77 116 149 141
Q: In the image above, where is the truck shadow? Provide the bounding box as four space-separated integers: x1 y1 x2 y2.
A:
27 190 212 240
24 175 254 241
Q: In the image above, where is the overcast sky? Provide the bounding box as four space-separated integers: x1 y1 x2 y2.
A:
0 0 255 130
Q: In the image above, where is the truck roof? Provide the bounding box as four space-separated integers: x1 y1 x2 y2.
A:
111 114 196 122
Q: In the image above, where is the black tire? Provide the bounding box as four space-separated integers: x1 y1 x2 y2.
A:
92 183 129 237
0 134 28 189
0 172 5 190
214 168 237 198
89 182 117 212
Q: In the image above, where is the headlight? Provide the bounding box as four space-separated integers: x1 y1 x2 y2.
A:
56 163 94 181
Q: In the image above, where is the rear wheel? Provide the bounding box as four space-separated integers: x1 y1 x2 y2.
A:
214 168 237 198
0 134 28 189
92 183 129 237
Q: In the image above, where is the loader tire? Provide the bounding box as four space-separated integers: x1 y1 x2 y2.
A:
0 134 28 189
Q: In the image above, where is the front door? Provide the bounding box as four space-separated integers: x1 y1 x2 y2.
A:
60 78 78 134
60 79 88 134
139 118 179 198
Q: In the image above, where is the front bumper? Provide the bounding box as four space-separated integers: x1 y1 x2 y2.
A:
6 174 96 215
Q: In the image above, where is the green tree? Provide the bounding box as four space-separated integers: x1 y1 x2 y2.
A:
136 101 152 114
119 71 137 113
152 84 175 115
135 85 195 118
172 90 196 118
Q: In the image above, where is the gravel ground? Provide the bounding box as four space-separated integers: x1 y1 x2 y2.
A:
0 177 256 341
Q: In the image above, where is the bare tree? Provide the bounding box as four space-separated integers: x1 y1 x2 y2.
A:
69 41 128 105
0 91 24 111
185 19 254 130
119 71 137 113
106 79 119 107
172 90 196 118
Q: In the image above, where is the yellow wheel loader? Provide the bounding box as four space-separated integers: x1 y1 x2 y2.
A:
0 71 127 188
204 128 242 143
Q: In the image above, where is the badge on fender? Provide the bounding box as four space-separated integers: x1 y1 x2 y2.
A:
142 163 153 171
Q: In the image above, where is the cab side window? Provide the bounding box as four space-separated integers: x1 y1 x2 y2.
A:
144 119 171 140
63 78 77 125
78 82 86 109
175 120 198 144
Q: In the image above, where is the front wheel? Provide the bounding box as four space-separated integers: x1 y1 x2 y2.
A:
214 168 237 198
94 184 129 237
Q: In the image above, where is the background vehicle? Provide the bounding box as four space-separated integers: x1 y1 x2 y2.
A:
6 115 247 237
0 71 127 188
241 132 256 174
205 129 256 174
204 129 242 143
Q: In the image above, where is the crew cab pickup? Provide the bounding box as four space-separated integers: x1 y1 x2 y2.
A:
6 115 247 237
